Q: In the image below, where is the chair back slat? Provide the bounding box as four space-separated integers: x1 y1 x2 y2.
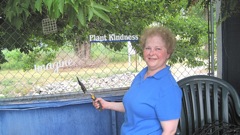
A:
205 82 212 123
197 82 205 127
212 83 219 122
181 85 193 134
221 88 229 122
189 83 199 129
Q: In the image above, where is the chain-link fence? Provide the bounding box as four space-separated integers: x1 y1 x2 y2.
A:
0 1 210 100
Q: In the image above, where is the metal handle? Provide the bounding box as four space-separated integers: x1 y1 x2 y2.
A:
91 93 102 110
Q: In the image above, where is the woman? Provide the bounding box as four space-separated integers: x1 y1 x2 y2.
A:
93 26 182 135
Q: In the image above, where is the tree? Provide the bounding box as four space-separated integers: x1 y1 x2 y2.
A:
0 0 208 68
0 0 111 63
97 0 208 67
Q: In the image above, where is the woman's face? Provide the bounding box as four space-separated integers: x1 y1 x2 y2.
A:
143 35 170 71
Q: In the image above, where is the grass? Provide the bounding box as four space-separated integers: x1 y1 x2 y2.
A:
1 63 143 96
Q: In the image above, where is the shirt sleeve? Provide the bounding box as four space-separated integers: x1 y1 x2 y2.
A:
155 85 182 121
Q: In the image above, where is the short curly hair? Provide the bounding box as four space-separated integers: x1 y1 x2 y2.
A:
140 26 176 57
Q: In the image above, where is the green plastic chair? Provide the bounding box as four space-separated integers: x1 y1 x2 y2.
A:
177 75 240 135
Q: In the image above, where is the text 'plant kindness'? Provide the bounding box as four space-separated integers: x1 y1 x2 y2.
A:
89 34 138 42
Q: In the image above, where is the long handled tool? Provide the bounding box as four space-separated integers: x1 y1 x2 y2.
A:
76 77 102 110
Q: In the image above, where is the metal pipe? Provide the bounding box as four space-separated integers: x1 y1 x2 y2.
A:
210 0 215 76
208 0 215 76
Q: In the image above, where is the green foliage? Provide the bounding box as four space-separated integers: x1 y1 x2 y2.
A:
102 0 208 67
91 43 128 63
1 43 131 71
23 47 57 70
166 7 208 67
0 0 210 68
1 47 56 71
1 49 25 70
2 0 111 29
86 0 169 52
186 0 240 23
0 79 14 87
0 0 111 64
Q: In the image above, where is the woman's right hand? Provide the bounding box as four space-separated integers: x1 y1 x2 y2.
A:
92 98 109 110
93 98 125 112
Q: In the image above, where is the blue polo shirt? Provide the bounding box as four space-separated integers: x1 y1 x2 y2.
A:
121 66 182 135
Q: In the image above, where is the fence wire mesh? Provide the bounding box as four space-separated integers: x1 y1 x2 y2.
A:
0 0 210 100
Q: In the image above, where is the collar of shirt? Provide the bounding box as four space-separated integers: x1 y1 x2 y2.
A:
140 65 170 80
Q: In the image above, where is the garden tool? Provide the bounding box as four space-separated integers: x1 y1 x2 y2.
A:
76 77 102 110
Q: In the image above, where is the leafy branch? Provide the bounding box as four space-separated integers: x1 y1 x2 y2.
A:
2 0 111 29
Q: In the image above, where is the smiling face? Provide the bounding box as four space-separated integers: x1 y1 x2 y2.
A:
143 35 170 72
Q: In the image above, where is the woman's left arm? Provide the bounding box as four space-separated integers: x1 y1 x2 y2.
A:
160 119 179 135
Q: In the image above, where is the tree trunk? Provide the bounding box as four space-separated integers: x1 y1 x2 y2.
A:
75 41 91 60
